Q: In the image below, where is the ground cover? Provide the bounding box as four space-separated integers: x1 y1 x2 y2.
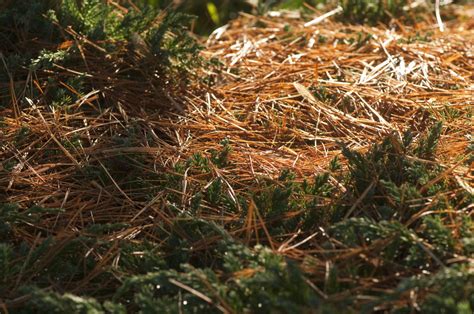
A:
0 1 473 312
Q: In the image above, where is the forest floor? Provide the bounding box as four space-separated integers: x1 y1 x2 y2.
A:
0 2 473 313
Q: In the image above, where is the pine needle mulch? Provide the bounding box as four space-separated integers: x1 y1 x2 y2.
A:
0 4 473 312
190 9 473 181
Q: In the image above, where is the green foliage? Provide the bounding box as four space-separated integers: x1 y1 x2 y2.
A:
1 0 203 108
30 50 70 71
0 203 63 239
383 264 474 313
311 85 338 103
17 286 125 314
339 0 410 24
115 242 319 313
0 1 58 48
0 243 13 285
254 169 296 217
414 121 443 158
328 217 454 269
338 124 457 222
210 138 232 168
118 242 168 275
52 0 119 40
